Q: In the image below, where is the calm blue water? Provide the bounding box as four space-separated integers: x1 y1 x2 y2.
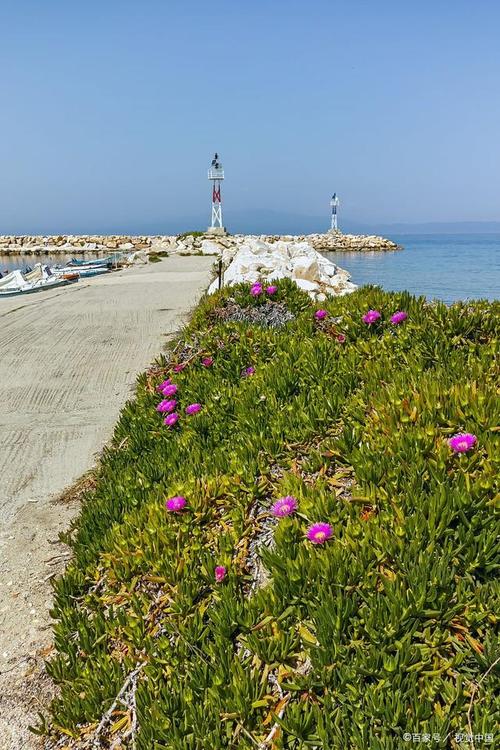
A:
326 234 500 304
0 253 100 274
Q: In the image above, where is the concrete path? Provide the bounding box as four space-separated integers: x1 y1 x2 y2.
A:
0 256 213 748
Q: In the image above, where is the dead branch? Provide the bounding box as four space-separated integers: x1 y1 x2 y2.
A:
92 663 144 749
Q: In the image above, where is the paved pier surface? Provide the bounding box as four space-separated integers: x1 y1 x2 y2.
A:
0 256 213 748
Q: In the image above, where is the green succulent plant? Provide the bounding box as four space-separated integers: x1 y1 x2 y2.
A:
37 281 499 749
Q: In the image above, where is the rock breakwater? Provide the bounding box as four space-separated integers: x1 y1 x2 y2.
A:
299 232 400 252
0 231 400 299
0 231 400 257
0 235 162 256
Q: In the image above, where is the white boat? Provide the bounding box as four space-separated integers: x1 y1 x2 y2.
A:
66 256 114 268
0 269 29 292
0 264 77 298
52 265 111 279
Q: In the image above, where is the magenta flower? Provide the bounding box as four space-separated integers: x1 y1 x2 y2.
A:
163 412 179 427
156 379 172 393
156 399 177 413
215 566 227 582
307 523 333 544
202 357 214 367
185 403 202 415
243 366 255 377
362 310 381 324
390 311 408 325
161 384 178 397
448 433 477 453
266 285 278 295
165 495 186 512
315 309 327 320
250 282 263 296
336 333 346 343
173 363 186 373
271 496 298 517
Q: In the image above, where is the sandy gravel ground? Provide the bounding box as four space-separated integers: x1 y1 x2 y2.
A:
0 256 213 748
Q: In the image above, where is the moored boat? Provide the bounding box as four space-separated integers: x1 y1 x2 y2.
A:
0 269 29 292
52 265 111 279
0 264 77 297
66 252 130 268
66 256 115 268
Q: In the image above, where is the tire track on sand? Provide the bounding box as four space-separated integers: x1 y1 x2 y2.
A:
0 257 213 749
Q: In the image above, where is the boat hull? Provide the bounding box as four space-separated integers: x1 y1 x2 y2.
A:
66 257 113 268
53 266 110 278
0 278 75 298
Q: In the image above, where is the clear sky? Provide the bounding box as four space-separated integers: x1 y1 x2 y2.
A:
1 0 499 233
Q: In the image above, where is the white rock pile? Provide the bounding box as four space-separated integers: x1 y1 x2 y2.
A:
205 237 357 299
0 231 400 258
0 235 157 255
266 232 400 252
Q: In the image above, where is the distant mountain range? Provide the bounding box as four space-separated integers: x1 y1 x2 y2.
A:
118 214 500 237
233 216 500 236
361 221 500 236
132 213 500 237
4 213 500 237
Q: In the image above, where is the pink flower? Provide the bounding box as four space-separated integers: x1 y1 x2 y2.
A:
173 363 186 373
390 311 408 325
336 333 346 343
306 522 333 544
156 379 172 393
448 433 477 453
202 357 214 367
266 285 278 295
362 310 381 324
161 384 178 397
271 496 298 517
185 403 201 415
215 566 227 582
250 282 263 296
315 309 328 320
243 366 255 377
156 399 177 413
165 495 186 512
163 412 179 427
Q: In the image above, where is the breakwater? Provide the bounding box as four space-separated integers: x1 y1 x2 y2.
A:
0 231 400 256
0 235 159 255
265 232 401 252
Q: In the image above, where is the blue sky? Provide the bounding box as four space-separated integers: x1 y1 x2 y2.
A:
1 0 499 233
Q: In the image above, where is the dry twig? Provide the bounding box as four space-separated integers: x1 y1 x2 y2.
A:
91 663 144 749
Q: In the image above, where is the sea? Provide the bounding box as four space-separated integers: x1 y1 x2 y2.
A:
1 234 499 304
325 234 499 304
0 253 98 274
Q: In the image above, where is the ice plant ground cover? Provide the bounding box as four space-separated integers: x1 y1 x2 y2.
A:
40 281 499 749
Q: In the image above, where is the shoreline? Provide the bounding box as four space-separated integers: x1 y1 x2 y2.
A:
0 257 213 749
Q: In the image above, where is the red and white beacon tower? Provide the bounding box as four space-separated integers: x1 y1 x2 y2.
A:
208 153 226 234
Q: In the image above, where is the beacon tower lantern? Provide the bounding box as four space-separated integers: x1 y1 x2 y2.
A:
330 193 339 232
207 153 226 234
